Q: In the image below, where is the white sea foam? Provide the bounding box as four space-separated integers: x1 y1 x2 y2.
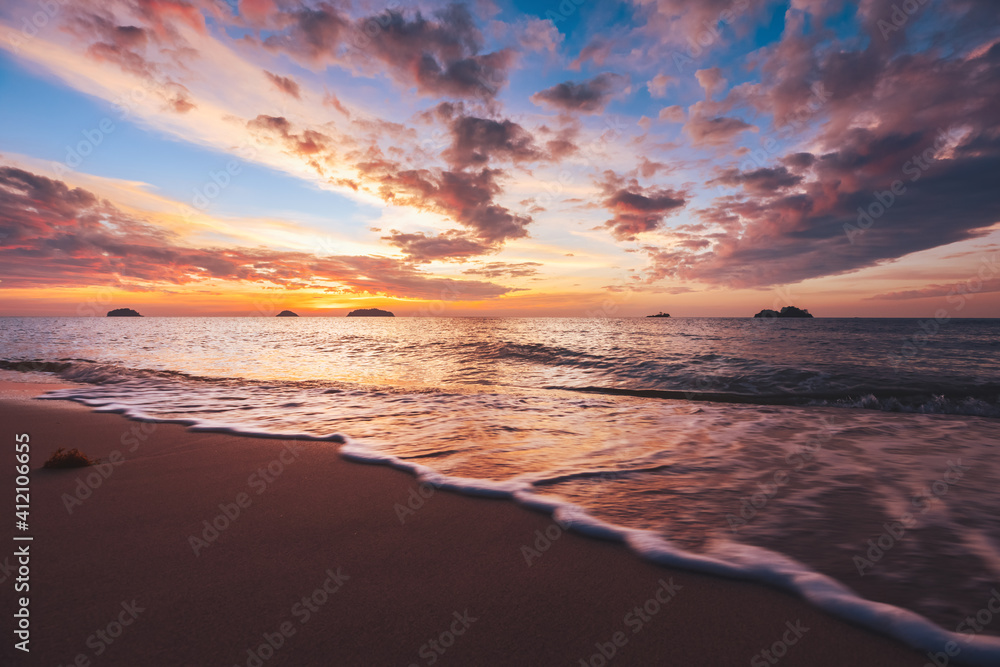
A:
34 377 1000 665
5 315 998 663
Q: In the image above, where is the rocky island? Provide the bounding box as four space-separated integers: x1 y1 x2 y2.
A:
753 306 814 318
646 312 670 318
276 310 299 317
347 308 395 317
107 308 142 317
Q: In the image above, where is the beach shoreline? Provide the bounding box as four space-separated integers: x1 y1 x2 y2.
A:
1 380 931 666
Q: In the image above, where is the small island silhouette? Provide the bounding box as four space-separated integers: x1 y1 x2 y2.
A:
753 306 814 318
107 308 142 317
347 308 394 317
276 310 299 317
646 312 670 318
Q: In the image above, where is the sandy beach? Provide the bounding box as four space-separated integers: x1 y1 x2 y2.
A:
0 380 935 666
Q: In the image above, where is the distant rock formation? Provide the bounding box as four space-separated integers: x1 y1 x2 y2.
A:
347 308 394 317
276 310 299 317
754 306 814 318
107 308 142 317
646 312 670 318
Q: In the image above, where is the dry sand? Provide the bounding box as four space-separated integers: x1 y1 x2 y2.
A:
0 381 930 666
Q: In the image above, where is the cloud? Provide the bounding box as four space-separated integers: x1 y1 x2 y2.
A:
0 167 514 299
239 0 278 26
247 115 331 158
709 166 802 195
645 146 1000 287
782 152 816 170
569 39 612 70
683 102 757 146
597 171 686 241
322 92 350 117
695 67 727 99
259 2 349 63
647 73 674 99
658 105 685 123
530 73 629 114
263 3 513 99
380 231 493 263
83 23 153 77
638 7 1000 288
264 70 301 99
462 262 542 278
868 276 1000 301
61 3 199 113
637 158 671 178
640 0 773 44
357 161 531 246
17 0 1000 300
242 108 532 260
518 18 562 53
443 114 543 168
536 122 579 160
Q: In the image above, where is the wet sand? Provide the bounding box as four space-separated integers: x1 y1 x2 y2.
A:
0 381 929 666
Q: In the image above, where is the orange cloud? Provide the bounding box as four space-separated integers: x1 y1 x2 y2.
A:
0 166 517 300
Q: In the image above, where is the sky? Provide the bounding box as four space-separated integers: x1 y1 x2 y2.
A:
0 0 998 317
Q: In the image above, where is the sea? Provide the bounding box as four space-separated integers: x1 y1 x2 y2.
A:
2 316 999 663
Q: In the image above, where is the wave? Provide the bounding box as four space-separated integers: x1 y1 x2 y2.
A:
461 341 613 367
342 441 1000 666
26 386 1000 666
6 357 999 418
550 384 1000 418
0 359 210 385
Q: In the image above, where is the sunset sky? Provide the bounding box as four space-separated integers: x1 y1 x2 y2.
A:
1 0 998 316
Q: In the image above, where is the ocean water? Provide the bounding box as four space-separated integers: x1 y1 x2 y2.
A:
3 317 1000 663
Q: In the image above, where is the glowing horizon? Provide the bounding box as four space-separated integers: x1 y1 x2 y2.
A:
1 0 998 317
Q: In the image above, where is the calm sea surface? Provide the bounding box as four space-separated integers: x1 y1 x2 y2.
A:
3 317 999 657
